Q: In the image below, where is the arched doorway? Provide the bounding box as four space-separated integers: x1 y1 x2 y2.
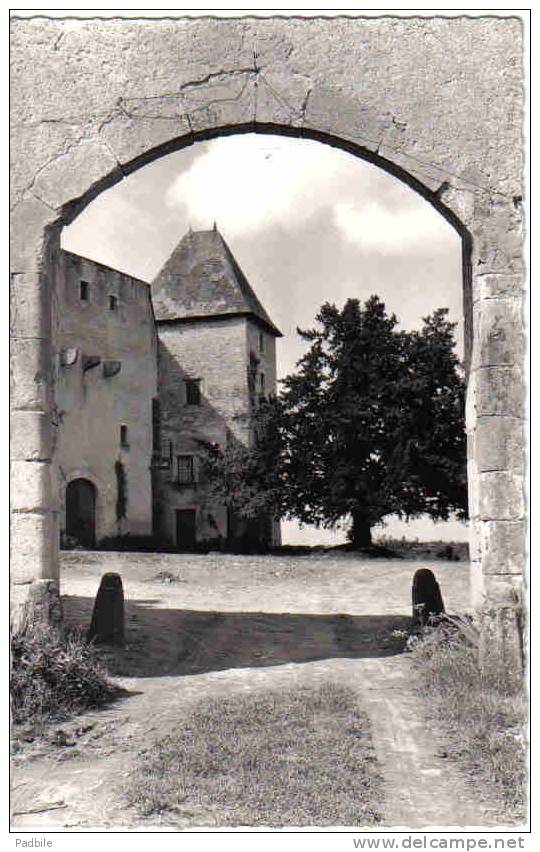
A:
65 479 97 548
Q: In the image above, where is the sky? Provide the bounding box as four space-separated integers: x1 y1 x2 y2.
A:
62 132 468 544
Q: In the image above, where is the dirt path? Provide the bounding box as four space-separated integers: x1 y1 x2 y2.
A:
11 551 497 830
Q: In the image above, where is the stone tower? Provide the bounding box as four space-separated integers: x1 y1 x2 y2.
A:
151 226 282 550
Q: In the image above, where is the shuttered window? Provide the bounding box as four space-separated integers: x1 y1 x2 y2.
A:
177 455 195 484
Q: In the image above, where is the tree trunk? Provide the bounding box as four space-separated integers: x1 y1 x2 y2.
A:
350 512 372 548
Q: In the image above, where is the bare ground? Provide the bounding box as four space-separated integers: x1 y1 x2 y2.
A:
11 551 504 829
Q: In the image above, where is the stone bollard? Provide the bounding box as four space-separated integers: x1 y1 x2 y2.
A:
411 568 445 627
88 573 125 645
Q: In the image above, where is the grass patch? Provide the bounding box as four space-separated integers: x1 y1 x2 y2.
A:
125 682 383 827
11 622 120 729
408 620 526 822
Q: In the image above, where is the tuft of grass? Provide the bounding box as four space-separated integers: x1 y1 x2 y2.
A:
408 619 526 822
124 683 383 827
10 622 120 727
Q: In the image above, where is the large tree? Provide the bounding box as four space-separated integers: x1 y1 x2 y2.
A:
201 296 467 548
278 296 467 547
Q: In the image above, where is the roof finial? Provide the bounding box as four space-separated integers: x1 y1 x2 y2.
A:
213 220 217 232
188 223 193 235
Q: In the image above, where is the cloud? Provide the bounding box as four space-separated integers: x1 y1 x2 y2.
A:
166 135 348 235
166 134 458 257
333 199 457 251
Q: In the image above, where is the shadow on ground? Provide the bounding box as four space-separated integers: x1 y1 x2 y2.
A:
63 595 411 678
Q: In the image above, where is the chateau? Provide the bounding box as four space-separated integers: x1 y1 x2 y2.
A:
54 226 282 552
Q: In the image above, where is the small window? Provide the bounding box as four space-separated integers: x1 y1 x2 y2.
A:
259 332 265 353
120 424 129 448
177 455 195 485
80 281 89 301
185 379 201 406
109 295 118 311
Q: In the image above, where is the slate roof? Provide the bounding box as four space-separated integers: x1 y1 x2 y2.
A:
151 227 282 337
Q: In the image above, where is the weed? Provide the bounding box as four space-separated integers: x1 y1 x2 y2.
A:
408 620 526 822
10 622 120 728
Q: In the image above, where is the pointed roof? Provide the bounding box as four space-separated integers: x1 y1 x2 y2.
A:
151 228 282 337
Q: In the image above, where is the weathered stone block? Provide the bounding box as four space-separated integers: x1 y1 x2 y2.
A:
465 374 477 431
99 107 192 169
467 455 479 519
255 70 310 127
470 198 524 274
481 572 525 604
32 140 121 212
474 415 524 473
10 272 52 340
11 579 62 632
10 194 57 274
377 144 452 193
10 121 89 210
10 410 53 461
469 559 485 610
473 272 524 302
10 460 55 512
10 511 59 583
10 338 52 410
469 519 482 562
479 519 524 575
479 593 524 688
182 73 256 135
472 298 523 368
304 87 392 156
475 366 524 417
438 185 476 228
477 471 524 521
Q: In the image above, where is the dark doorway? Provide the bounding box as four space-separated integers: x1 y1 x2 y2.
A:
176 508 197 551
66 478 96 547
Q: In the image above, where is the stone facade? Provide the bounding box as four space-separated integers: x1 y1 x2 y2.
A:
154 318 280 549
54 250 158 544
10 16 526 626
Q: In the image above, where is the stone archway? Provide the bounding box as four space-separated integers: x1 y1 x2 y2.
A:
10 16 525 627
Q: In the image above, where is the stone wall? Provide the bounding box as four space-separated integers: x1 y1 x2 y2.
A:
247 322 277 411
10 15 525 620
155 315 280 548
54 250 157 544
155 316 252 545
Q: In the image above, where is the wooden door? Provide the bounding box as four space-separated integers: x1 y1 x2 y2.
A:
175 509 197 551
66 478 96 547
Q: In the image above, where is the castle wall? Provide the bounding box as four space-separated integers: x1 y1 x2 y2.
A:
155 316 251 546
246 321 281 547
54 250 157 543
246 321 277 407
